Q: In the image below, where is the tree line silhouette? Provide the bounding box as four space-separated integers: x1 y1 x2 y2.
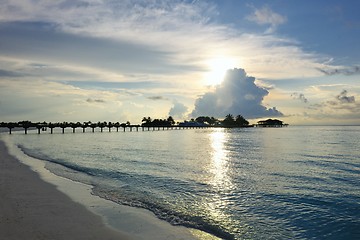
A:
141 116 175 127
195 114 249 127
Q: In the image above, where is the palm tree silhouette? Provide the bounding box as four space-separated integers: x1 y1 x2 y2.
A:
235 115 249 126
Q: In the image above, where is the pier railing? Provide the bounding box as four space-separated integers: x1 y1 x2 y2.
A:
0 122 212 134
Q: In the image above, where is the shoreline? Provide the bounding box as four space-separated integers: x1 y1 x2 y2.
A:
0 137 217 240
0 139 130 240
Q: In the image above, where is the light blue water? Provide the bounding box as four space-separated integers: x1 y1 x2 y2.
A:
4 126 360 239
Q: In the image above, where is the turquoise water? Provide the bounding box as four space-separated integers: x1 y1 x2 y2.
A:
4 126 360 239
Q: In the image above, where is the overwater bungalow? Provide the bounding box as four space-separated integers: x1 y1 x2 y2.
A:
256 119 287 127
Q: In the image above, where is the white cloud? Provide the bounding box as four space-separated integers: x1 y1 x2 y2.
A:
247 5 287 33
291 92 308 103
1 0 352 124
0 78 130 122
0 0 328 81
191 68 283 119
169 100 188 120
307 89 360 120
335 90 355 104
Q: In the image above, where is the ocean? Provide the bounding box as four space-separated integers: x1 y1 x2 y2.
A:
2 126 360 239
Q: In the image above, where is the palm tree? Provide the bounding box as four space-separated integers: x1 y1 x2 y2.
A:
142 117 149 123
167 116 175 125
235 115 249 126
141 117 152 126
222 114 235 127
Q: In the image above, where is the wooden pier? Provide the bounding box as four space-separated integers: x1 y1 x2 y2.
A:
0 121 211 134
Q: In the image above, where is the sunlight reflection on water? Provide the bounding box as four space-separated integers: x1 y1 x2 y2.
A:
207 129 238 234
5 126 360 239
209 129 229 187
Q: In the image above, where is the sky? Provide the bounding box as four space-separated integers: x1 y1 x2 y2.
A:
0 0 359 125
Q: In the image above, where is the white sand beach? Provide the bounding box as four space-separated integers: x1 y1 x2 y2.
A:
0 139 215 240
0 140 132 240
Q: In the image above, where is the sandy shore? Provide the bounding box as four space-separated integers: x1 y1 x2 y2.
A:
0 138 216 240
0 140 132 240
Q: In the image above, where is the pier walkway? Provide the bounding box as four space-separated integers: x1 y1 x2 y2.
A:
0 122 211 134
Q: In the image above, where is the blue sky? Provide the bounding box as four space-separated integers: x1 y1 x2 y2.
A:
0 0 359 125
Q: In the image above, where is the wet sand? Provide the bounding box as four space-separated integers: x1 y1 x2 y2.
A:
0 139 214 240
0 140 131 240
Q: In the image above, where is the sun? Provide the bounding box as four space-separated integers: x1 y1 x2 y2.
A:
205 57 237 86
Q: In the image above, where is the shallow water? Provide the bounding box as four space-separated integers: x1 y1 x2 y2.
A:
4 126 360 239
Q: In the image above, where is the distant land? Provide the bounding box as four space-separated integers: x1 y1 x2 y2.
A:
0 115 288 134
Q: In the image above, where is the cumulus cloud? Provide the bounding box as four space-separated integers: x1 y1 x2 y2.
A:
247 5 287 33
291 92 308 103
0 1 346 124
169 101 188 120
191 68 283 119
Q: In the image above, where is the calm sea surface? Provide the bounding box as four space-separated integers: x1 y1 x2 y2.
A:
4 126 360 239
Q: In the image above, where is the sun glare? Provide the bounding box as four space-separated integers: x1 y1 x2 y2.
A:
205 57 237 86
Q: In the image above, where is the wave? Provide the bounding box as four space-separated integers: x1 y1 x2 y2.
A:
17 144 235 240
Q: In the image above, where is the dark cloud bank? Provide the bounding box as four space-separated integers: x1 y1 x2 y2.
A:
191 68 283 119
